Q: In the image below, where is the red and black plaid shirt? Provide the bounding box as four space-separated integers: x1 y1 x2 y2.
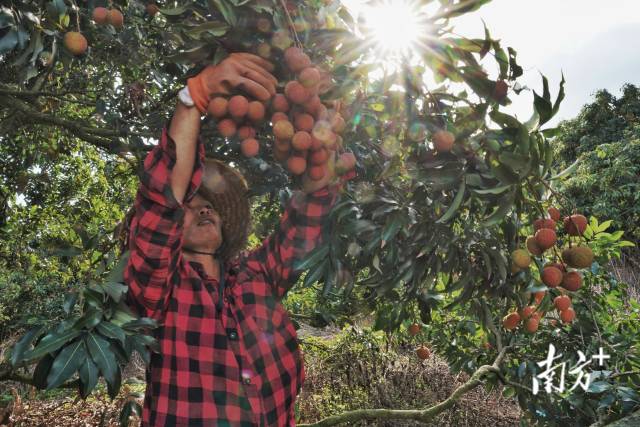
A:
125 129 348 426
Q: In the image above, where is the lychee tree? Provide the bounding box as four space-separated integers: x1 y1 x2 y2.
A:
1 0 638 426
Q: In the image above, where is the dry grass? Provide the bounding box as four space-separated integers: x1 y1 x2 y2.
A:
608 249 640 302
296 325 521 427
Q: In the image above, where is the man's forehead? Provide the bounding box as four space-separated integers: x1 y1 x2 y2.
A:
190 193 208 204
187 194 219 212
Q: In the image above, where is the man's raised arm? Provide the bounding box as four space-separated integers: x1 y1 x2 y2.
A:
124 54 276 320
240 154 355 299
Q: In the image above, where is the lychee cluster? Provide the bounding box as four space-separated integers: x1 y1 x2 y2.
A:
63 32 88 57
92 6 124 29
271 47 354 181
504 207 593 332
207 46 355 181
432 129 456 153
207 94 266 158
63 6 126 57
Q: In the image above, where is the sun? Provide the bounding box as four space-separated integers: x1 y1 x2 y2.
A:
359 0 430 60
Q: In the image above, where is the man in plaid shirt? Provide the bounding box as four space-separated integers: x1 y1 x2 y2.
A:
124 53 350 426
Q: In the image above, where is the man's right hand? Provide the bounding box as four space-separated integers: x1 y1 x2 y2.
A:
197 53 277 102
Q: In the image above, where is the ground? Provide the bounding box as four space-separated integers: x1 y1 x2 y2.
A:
1 322 521 426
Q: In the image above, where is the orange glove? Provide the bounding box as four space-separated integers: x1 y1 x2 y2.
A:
187 53 277 114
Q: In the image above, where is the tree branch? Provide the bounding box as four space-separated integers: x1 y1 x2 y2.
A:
0 94 153 153
610 370 640 380
0 363 78 390
298 346 512 426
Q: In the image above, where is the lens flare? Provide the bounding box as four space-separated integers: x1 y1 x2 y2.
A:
361 0 430 60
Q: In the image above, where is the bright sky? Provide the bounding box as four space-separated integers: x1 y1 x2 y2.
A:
346 0 640 126
454 0 640 125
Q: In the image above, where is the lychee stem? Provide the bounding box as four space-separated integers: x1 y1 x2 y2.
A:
536 177 575 212
278 0 302 49
70 0 81 32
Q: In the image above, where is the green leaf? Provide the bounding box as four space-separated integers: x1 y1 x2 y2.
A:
551 73 566 119
11 325 46 366
542 140 553 177
103 282 128 302
78 353 99 399
493 42 508 79
480 21 491 58
23 329 82 362
32 354 55 389
52 0 67 15
130 337 151 365
438 0 492 19
549 158 580 180
62 292 78 315
209 0 237 26
482 192 515 227
159 5 189 15
303 259 328 287
106 251 130 283
499 151 531 177
596 220 613 233
110 304 137 327
121 317 158 331
86 333 118 387
46 339 86 389
73 308 103 330
372 254 382 274
489 161 519 185
131 333 160 353
490 110 520 129
508 47 523 79
448 37 484 53
588 381 612 393
0 30 18 55
436 179 466 223
472 184 513 195
51 245 83 257
610 230 624 240
185 21 230 39
107 366 122 399
533 74 553 124
502 386 516 398
166 44 210 64
381 213 404 244
523 110 540 132
294 244 329 271
96 321 126 346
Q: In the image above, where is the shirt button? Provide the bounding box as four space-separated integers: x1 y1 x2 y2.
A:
229 331 238 340
243 377 251 385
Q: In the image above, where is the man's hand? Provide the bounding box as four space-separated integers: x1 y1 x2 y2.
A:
198 53 277 102
301 150 338 194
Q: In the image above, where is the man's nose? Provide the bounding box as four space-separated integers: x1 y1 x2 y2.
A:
199 206 212 216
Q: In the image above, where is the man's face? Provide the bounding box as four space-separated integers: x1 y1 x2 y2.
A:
183 193 223 254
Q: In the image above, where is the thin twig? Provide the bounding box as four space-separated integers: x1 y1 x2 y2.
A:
278 0 302 49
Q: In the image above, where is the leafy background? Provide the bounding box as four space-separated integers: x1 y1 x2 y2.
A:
1 0 639 426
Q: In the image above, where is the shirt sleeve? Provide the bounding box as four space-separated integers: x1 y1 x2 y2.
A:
239 170 355 299
124 128 204 321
